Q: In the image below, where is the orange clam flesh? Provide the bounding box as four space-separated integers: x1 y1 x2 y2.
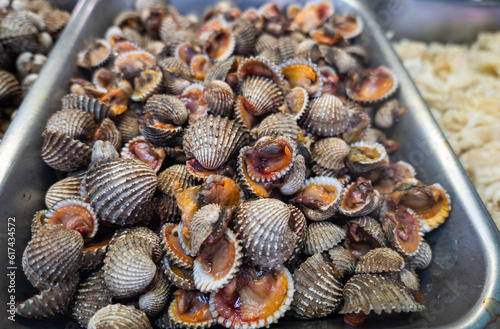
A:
244 136 295 182
210 266 293 328
131 68 162 101
115 51 156 80
46 200 98 239
191 54 211 80
163 224 195 268
341 177 374 211
383 210 422 255
239 151 279 198
123 137 165 172
100 86 129 115
186 159 235 180
349 66 397 102
281 62 322 97
170 290 214 327
346 220 382 260
292 1 333 33
290 184 337 210
204 27 234 61
195 175 241 209
174 184 200 230
179 85 208 124
333 14 362 39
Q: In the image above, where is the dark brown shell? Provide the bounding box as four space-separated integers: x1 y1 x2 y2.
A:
203 57 236 87
85 158 158 226
45 172 86 209
71 270 113 327
328 246 356 278
41 130 92 172
231 18 256 56
114 111 141 142
292 253 343 319
340 274 425 315
158 164 196 196
355 247 405 274
305 221 345 255
62 94 112 123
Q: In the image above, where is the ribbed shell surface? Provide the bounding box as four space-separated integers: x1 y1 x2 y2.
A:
301 94 348 137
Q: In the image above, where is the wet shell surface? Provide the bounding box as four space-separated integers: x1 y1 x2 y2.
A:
281 59 323 97
158 164 196 196
328 246 356 278
292 253 343 319
41 130 92 172
169 290 215 328
22 225 83 290
340 177 381 217
139 268 171 316
45 108 96 140
332 14 364 40
162 257 196 290
305 221 345 255
234 198 297 269
311 137 349 171
85 158 158 226
103 227 162 298
145 94 189 126
71 270 113 327
257 112 299 141
183 115 248 170
375 99 406 129
346 141 388 173
301 94 348 137
404 240 432 271
45 198 99 240
237 56 284 88
345 217 387 261
280 154 307 196
355 247 405 274
81 233 112 271
240 76 284 116
45 172 85 209
347 66 399 103
340 274 425 315
382 209 422 256
161 223 195 269
87 304 152 329
121 136 166 172
284 86 308 120
204 80 235 117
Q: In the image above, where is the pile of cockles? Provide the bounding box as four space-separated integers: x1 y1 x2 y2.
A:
16 0 452 328
0 0 70 139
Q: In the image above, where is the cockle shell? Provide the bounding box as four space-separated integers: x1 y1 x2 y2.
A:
87 304 152 329
161 257 196 290
170 290 215 328
292 253 343 319
286 204 308 266
375 99 406 129
355 247 405 274
284 86 308 120
45 172 86 209
45 108 96 140
305 221 345 255
0 70 21 102
81 233 113 271
16 273 80 319
77 39 111 69
346 216 387 261
103 227 162 298
188 204 225 255
203 56 236 87
139 268 171 316
234 198 297 269
311 137 349 171
45 198 99 240
254 33 278 53
145 94 189 126
231 18 256 55
38 8 70 34
347 66 399 103
280 154 306 196
293 176 344 221
404 239 432 271
332 14 364 40
183 115 248 170
41 130 92 172
346 141 388 173
121 136 165 172
340 274 425 315
30 209 48 237
340 177 382 217
85 158 158 226
204 80 235 117
158 164 196 196
382 209 423 257
71 270 113 327
240 76 283 116
301 94 348 137
257 112 299 141
281 58 323 97
62 93 112 123
161 223 195 269
237 56 284 87
328 246 356 278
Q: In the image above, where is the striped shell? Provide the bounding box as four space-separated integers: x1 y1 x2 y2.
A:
45 172 85 209
41 130 92 172
237 57 284 88
340 274 425 315
311 137 349 171
234 198 297 269
292 253 343 319
183 115 248 170
71 270 113 327
280 154 307 196
144 94 189 126
375 99 406 129
340 177 382 217
301 94 348 137
161 257 196 290
346 141 388 173
45 198 99 240
85 158 158 225
328 246 356 278
203 57 236 87
355 248 405 274
103 227 162 298
404 239 432 270
284 86 308 120
305 221 345 255
382 209 423 257
204 80 235 117
139 268 171 316
0 70 21 101
240 76 283 116
87 304 152 329
257 112 299 141
45 108 96 140
158 164 196 196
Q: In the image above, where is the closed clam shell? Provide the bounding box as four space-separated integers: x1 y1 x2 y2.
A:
311 137 349 170
62 93 112 123
286 204 308 266
145 94 189 126
340 177 382 217
88 304 152 329
204 80 234 117
0 70 21 101
348 216 387 249
257 112 299 141
355 247 405 274
278 36 295 60
158 164 196 196
139 268 172 316
341 103 371 144
41 130 92 172
231 18 256 55
71 270 113 327
45 108 97 140
103 227 162 298
293 176 345 221
280 154 306 196
234 198 297 269
404 239 432 271
258 47 283 66
114 111 141 142
340 274 425 315
323 47 361 76
81 235 110 271
399 269 420 292
292 253 343 319
328 246 356 278
16 273 80 319
240 76 283 116
0 11 41 53
45 172 86 209
294 39 321 62
301 94 348 137
140 121 182 145
305 221 345 255
203 57 236 87
183 115 248 170
38 8 70 34
284 86 308 120
85 158 158 226
22 225 83 290
188 204 224 255
237 56 284 88
158 56 191 75
375 99 406 129
346 141 388 173
254 33 278 53
161 256 196 290
30 209 48 237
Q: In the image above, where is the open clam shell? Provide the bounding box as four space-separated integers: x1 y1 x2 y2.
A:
22 225 83 290
161 223 195 269
301 94 348 137
103 227 161 298
183 115 248 170
375 99 406 129
345 216 387 261
346 141 388 173
158 164 196 196
204 80 234 118
237 146 276 198
332 14 364 40
170 290 215 328
85 158 158 226
237 56 284 88
45 172 86 209
240 76 284 116
340 274 425 316
203 26 235 61
286 204 308 267
382 209 423 256
328 246 356 278
404 239 432 271
193 229 242 293
16 273 80 319
234 198 297 269
283 86 309 121
292 253 343 319
81 232 113 271
210 266 294 328
87 304 152 329
291 176 345 221
77 39 111 69
71 270 113 327
281 58 323 97
340 177 381 217
347 66 399 104
45 198 99 240
162 257 196 291
121 136 166 172
292 1 334 34
305 221 345 255
355 247 405 274
203 56 236 87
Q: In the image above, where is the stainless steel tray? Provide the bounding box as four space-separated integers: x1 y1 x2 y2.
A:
0 0 499 328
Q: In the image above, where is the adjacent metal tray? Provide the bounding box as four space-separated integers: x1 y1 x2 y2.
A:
0 0 499 328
